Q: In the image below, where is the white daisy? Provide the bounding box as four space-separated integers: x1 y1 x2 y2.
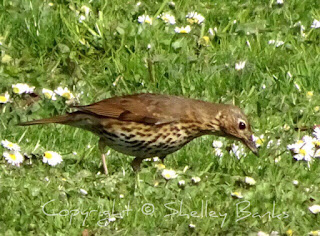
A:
235 61 246 71
314 149 320 158
138 15 152 25
0 92 10 104
231 143 247 159
3 151 24 166
293 82 301 91
191 176 201 184
268 39 276 44
288 136 316 162
153 157 160 162
257 232 269 236
270 231 280 236
245 176 256 185
292 180 299 185
208 27 217 35
231 191 243 199
311 20 320 29
212 140 223 148
309 230 320 236
79 15 86 23
287 139 304 153
307 91 314 99
309 205 320 214
161 169 177 180
266 139 281 148
214 148 224 157
186 12 205 24
1 140 20 151
81 5 91 17
174 25 191 34
42 88 57 100
178 180 185 186
276 0 284 4
313 127 320 140
79 189 88 195
43 151 63 166
54 87 75 100
158 13 176 25
189 223 196 228
252 134 265 148
293 147 313 162
12 83 35 94
302 135 315 144
268 40 284 47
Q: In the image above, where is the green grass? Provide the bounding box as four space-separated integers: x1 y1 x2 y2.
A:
1 0 320 235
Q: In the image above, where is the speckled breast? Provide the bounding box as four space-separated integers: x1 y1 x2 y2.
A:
95 119 205 158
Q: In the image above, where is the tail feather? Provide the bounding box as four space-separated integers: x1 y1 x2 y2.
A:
18 114 71 126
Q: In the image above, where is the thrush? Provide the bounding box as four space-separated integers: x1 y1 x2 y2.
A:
19 93 258 175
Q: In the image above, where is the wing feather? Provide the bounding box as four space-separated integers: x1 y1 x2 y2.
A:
73 93 190 125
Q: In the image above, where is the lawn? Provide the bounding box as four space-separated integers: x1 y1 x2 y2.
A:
1 0 320 235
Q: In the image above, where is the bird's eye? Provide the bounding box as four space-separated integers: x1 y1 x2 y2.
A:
239 121 246 130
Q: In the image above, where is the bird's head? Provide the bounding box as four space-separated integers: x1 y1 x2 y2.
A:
218 105 258 156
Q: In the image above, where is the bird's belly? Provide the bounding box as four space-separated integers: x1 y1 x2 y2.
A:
97 121 199 158
101 138 182 158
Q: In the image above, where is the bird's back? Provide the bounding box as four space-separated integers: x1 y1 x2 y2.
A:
74 93 233 125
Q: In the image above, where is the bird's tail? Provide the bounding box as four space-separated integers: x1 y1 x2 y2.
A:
18 114 71 126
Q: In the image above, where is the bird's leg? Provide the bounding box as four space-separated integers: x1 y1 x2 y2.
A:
131 157 143 171
160 156 166 164
132 157 143 191
98 139 108 175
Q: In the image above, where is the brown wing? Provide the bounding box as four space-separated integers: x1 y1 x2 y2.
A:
73 93 195 125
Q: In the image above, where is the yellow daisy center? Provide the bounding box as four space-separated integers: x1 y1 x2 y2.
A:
310 231 320 236
164 173 171 179
8 143 13 147
45 152 53 159
233 192 240 196
297 140 303 144
44 92 52 99
13 88 20 94
256 138 264 145
314 141 320 146
9 153 16 160
286 229 293 236
202 36 209 44
187 18 195 24
145 19 152 24
299 149 306 155
0 96 8 102
62 92 71 99
307 91 313 97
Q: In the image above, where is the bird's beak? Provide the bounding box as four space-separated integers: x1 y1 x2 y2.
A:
244 136 259 156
